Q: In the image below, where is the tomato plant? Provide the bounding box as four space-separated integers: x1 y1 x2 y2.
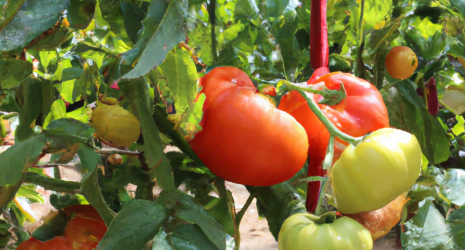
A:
0 0 463 249
385 46 419 80
278 212 373 250
189 67 309 186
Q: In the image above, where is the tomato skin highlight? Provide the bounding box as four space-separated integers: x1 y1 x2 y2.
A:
278 213 373 250
189 67 309 186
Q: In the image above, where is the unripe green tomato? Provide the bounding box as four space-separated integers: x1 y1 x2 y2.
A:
331 128 421 214
89 102 140 147
278 213 372 250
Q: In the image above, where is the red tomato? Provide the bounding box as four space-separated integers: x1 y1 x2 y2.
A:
17 236 70 250
65 217 107 250
278 72 389 211
63 204 103 222
189 67 309 186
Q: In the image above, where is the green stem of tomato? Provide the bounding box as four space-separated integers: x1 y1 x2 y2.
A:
24 172 81 192
418 78 428 108
208 0 217 66
322 135 335 170
296 90 363 146
314 178 329 217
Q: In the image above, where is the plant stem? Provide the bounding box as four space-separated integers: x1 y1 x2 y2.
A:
24 172 81 192
208 0 217 66
382 79 401 91
418 78 428 108
314 179 329 217
355 0 366 78
297 90 363 146
322 135 335 170
235 192 256 226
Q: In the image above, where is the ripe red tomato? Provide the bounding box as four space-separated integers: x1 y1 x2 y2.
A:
65 216 107 250
189 67 309 186
17 236 70 250
63 204 104 222
278 72 389 211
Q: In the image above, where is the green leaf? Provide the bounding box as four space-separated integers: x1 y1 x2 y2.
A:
16 78 43 141
0 59 32 89
98 0 130 43
363 0 392 30
31 212 68 241
67 0 96 30
157 189 226 250
235 0 259 17
246 180 306 239
0 0 26 33
0 133 46 186
81 168 116 227
450 0 465 20
26 26 73 51
402 199 457 249
448 208 465 249
0 0 68 51
160 46 198 114
121 0 187 79
441 86 465 115
96 200 167 250
441 169 465 207
381 83 450 164
62 67 84 82
118 77 175 190
152 229 172 250
204 197 235 236
265 0 289 18
169 224 218 250
77 144 99 173
45 118 95 147
99 164 151 190
120 1 146 44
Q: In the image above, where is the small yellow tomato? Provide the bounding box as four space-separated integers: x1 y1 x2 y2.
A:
385 46 418 79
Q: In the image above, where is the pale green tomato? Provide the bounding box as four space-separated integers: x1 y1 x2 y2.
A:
331 128 421 214
278 213 372 250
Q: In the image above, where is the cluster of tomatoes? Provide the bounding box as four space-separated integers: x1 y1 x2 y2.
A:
17 205 106 250
188 46 421 249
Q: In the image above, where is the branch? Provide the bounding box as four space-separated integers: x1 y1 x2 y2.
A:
24 172 81 192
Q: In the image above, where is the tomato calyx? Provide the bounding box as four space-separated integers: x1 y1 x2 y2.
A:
277 76 347 107
310 211 337 224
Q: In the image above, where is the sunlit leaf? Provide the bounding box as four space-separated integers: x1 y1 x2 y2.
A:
121 0 187 79
0 0 68 51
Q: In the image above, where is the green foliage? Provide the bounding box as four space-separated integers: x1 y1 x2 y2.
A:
0 0 464 248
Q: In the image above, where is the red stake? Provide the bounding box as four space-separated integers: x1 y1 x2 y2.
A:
306 0 329 213
310 0 329 70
